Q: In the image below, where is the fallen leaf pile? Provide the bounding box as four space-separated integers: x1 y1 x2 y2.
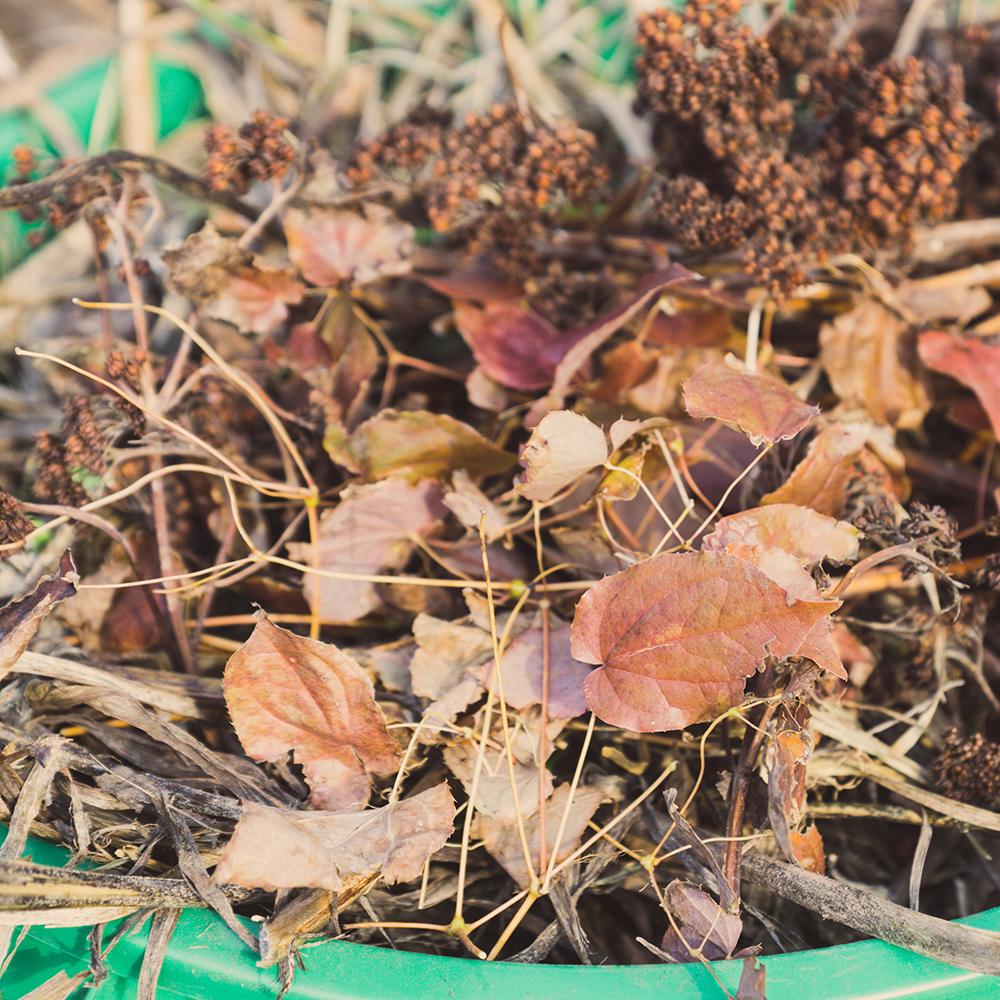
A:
2 0 1000 996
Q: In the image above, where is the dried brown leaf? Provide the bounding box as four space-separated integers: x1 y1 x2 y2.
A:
223 614 402 810
660 881 743 962
286 478 447 625
210 783 454 892
684 357 819 446
819 299 931 429
702 505 861 566
918 330 1000 440
516 410 608 502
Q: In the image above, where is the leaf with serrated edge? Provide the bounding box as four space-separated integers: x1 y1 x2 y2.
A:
224 614 401 810
684 357 819 446
702 505 861 566
572 550 840 732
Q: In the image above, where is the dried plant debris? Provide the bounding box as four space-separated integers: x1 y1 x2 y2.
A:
2 0 1000 996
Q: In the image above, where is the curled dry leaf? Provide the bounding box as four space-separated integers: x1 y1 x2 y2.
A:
477 784 607 889
408 613 494 699
702 505 861 566
819 299 931 429
516 410 608 503
324 410 515 484
760 423 867 517
223 614 401 810
918 331 1000 440
210 783 454 892
684 356 819 447
660 881 745 962
284 205 414 287
286 478 447 625
572 550 841 732
443 469 511 542
162 223 304 334
0 550 77 680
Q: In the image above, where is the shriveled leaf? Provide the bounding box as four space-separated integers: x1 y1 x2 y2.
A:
409 613 494 699
443 469 511 542
760 423 867 517
918 331 1000 440
724 543 845 679
702 505 861 566
324 410 514 483
765 712 813 868
516 410 608 502
478 784 606 888
572 551 841 732
609 417 646 452
735 958 769 1000
475 623 590 719
163 223 304 334
0 550 77 681
896 280 991 325
444 744 552 825
319 292 380 427
660 881 743 962
284 205 413 287
210 783 454 891
287 478 447 625
223 614 401 810
684 357 819 446
819 299 931 429
788 825 826 874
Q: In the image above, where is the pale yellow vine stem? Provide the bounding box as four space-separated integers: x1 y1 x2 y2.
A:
686 443 774 546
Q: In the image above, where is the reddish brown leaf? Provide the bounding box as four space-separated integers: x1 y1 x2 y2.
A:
324 410 515 484
819 299 931 429
223 614 402 810
286 478 447 624
735 958 769 1000
760 423 867 517
788 825 826 874
572 551 841 732
765 712 817 869
210 783 454 891
477 784 606 888
536 264 704 420
702 505 862 566
724 543 845 679
163 223 304 334
284 205 413 287
475 622 591 719
0 550 77 680
660 881 744 962
516 410 608 502
918 330 1000 440
684 357 819 446
453 299 579 391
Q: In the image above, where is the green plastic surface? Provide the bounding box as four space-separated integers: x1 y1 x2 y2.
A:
0 56 205 275
2 826 999 1000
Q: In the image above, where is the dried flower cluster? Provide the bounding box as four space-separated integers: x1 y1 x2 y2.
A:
32 396 112 506
932 728 1000 807
204 110 296 194
349 103 609 290
0 489 32 558
635 0 981 296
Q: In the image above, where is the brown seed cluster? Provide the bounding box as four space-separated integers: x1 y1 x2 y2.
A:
32 396 110 506
635 0 981 297
347 102 609 286
932 728 1000 808
0 489 33 559
204 110 295 194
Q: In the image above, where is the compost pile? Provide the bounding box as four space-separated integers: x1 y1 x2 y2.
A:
3 0 1000 995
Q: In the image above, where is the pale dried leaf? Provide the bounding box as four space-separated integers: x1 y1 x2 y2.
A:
444 743 552 825
210 784 454 892
516 410 608 502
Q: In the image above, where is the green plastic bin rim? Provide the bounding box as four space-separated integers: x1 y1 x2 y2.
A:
2 825 999 1000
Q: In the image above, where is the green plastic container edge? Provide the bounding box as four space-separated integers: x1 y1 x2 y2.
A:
2 825 999 1000
0 54 206 276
